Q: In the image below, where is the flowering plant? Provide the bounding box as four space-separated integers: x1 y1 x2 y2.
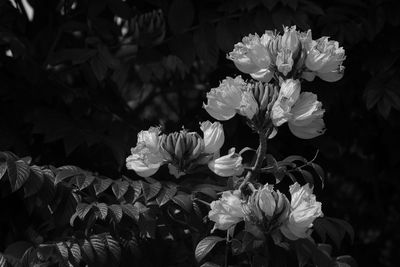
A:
122 26 354 267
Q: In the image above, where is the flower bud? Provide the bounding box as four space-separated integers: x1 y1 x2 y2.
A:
257 184 276 218
281 26 300 58
280 183 323 240
200 121 225 154
208 148 244 177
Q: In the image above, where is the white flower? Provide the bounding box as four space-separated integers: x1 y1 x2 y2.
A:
208 190 245 231
204 76 245 120
208 148 244 177
305 37 346 82
228 34 273 82
271 79 301 126
239 91 259 119
126 127 165 177
288 92 325 139
280 183 323 240
200 121 225 154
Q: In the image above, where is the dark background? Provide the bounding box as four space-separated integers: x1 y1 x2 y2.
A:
1 0 399 266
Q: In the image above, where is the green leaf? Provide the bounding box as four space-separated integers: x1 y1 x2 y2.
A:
121 204 139 221
74 174 96 190
300 169 314 186
168 0 194 34
104 234 121 263
327 217 355 243
76 203 93 220
93 177 113 195
80 239 95 264
108 204 123 222
138 213 157 238
172 193 193 212
55 168 83 184
141 180 162 201
90 235 107 264
0 162 7 180
95 203 108 219
56 242 69 261
112 180 129 199
195 236 224 262
7 160 30 192
156 184 177 206
69 242 82 265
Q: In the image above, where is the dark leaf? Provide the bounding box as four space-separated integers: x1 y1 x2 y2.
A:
90 235 107 264
168 0 194 34
195 236 224 263
8 160 30 192
108 204 123 222
55 168 83 184
172 193 193 212
93 178 113 195
112 180 129 199
156 184 177 206
108 0 134 19
104 234 121 261
95 203 108 220
141 180 162 201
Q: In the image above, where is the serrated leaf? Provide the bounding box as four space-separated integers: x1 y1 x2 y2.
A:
76 175 95 190
141 180 162 201
55 168 83 184
173 193 193 212
112 180 129 199
121 204 139 221
104 234 121 261
96 203 108 220
76 203 93 220
130 180 142 202
93 178 113 195
69 242 82 265
108 204 123 222
56 242 69 261
90 235 107 264
80 239 95 264
195 236 224 262
156 185 177 206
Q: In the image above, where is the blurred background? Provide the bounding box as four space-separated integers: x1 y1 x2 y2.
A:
0 0 399 266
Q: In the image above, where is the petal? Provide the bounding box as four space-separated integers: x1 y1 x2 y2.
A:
288 117 326 139
250 68 273 82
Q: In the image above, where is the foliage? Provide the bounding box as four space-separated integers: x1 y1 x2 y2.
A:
1 0 400 266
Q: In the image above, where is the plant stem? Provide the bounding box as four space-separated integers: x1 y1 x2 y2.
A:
225 230 230 267
239 129 268 190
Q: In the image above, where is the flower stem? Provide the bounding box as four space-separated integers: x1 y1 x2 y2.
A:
239 128 269 190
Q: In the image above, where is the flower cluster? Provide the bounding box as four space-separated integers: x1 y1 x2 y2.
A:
126 121 244 178
228 26 345 82
208 183 323 241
